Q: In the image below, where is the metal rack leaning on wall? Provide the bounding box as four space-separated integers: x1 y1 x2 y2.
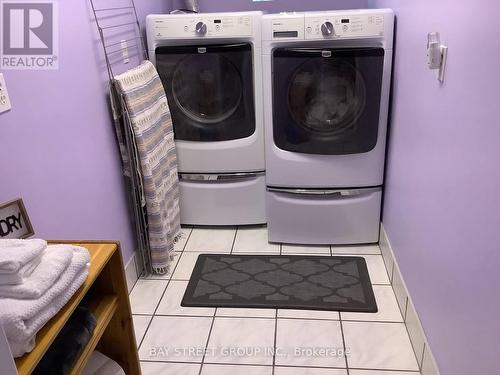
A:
89 0 152 274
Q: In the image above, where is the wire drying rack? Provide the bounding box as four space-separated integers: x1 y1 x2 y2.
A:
89 0 152 274
90 0 148 80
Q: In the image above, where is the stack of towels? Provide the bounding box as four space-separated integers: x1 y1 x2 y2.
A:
82 351 125 375
0 239 90 357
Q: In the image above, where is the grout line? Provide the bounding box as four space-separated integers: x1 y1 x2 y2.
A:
137 314 406 324
419 342 426 370
132 314 153 353
140 359 420 372
338 313 349 373
182 227 194 250
172 252 232 257
231 252 281 255
402 325 423 373
382 257 393 283
129 272 140 297
177 227 193 254
400 296 423 371
403 304 424 369
132 313 159 317
154 313 273 319
230 226 238 254
333 253 383 256
333 318 405 325
280 253 332 256
350 367 420 375
197 226 229 372
135 228 194 351
259 314 339 321
379 243 394 283
202 361 273 368
152 307 217 318
271 309 278 375
403 297 409 321
198 307 218 375
136 280 169 351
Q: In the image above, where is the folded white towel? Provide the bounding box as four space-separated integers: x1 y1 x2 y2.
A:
0 245 90 345
7 268 89 357
0 245 73 298
0 239 47 274
7 336 35 358
83 351 126 375
0 251 42 285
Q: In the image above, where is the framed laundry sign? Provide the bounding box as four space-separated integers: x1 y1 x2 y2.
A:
0 198 34 239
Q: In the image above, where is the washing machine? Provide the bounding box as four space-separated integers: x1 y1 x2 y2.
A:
262 9 394 244
146 12 266 225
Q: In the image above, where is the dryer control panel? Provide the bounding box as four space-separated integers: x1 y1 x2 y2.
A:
305 13 384 39
150 15 253 39
267 13 385 40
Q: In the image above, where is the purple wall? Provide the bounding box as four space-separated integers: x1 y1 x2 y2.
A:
370 0 500 374
0 0 169 261
171 0 368 13
0 1 366 262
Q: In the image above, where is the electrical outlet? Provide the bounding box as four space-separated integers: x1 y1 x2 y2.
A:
0 73 12 114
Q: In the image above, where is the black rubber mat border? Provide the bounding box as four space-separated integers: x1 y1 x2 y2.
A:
182 254 378 313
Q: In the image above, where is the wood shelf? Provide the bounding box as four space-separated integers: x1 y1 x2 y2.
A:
14 241 140 375
70 294 118 375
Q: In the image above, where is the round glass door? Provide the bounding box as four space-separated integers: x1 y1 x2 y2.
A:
288 59 367 136
172 54 243 124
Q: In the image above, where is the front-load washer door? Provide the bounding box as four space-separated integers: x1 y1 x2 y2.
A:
155 43 255 142
273 47 384 155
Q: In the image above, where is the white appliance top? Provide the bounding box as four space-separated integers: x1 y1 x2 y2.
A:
263 9 393 41
147 11 261 39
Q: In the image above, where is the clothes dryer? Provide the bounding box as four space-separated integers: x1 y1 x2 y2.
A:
147 12 265 225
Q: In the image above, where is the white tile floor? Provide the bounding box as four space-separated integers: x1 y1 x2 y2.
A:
131 226 421 375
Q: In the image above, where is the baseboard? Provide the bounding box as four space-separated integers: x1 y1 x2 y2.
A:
124 251 139 294
379 224 440 375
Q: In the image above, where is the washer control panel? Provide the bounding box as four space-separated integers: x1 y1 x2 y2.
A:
270 16 305 40
305 13 384 39
151 15 253 38
269 13 384 40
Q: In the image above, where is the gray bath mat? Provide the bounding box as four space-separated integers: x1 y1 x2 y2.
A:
182 254 377 313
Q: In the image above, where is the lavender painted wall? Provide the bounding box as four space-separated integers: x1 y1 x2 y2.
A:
0 0 169 261
171 0 368 13
370 0 500 374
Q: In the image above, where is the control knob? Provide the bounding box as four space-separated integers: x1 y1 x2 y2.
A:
321 21 335 37
195 21 207 36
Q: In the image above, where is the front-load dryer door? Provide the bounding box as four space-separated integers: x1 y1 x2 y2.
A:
156 43 255 142
273 47 384 155
155 43 264 173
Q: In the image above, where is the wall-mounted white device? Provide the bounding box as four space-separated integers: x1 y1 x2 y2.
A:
0 73 12 114
427 32 448 83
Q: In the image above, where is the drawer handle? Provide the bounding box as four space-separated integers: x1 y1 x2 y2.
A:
179 172 265 182
267 187 381 196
